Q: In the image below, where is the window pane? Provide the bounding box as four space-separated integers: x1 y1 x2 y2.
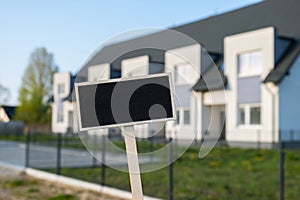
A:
250 51 262 74
238 51 262 75
184 110 190 125
175 64 190 84
239 107 245 125
176 110 180 124
238 54 248 74
250 107 261 124
58 84 65 94
57 110 64 123
174 67 178 83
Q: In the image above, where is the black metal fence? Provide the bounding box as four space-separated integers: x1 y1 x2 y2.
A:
24 131 175 199
1 129 300 200
0 121 23 139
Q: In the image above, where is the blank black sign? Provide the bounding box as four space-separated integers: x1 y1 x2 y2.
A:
75 74 174 130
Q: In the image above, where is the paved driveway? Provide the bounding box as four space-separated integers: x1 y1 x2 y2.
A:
0 140 157 169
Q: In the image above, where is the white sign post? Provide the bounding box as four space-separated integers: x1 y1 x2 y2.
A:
75 73 176 200
123 126 144 199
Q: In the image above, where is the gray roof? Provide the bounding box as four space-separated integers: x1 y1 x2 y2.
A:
86 1 298 55
193 57 227 92
82 0 300 86
264 41 300 84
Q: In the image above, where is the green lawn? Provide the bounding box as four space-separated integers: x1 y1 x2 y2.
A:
46 146 300 200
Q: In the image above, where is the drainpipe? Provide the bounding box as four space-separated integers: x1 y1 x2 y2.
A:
264 83 276 148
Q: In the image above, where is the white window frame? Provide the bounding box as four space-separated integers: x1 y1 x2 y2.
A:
174 107 191 126
238 50 263 78
238 103 261 128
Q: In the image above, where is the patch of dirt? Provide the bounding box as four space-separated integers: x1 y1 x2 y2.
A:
0 166 125 200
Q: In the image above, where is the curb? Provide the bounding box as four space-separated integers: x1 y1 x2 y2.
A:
0 161 25 172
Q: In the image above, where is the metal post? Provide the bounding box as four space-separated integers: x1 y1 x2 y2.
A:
149 130 154 162
290 130 294 141
168 137 173 200
93 133 97 167
101 134 106 186
25 132 30 168
56 133 62 175
257 130 261 150
279 141 284 200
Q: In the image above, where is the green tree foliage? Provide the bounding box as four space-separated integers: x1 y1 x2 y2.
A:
15 47 58 125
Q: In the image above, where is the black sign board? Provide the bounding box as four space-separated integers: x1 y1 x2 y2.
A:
75 73 175 131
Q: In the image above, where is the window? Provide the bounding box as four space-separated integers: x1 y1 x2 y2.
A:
238 104 261 126
175 110 180 125
238 51 262 76
174 63 190 84
250 106 261 125
57 83 65 94
183 110 190 125
57 110 64 123
238 107 245 125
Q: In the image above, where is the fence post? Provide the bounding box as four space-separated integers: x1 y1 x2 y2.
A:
279 141 284 200
168 137 173 200
93 133 97 167
25 132 30 168
257 130 261 149
56 133 62 175
101 134 106 186
289 130 294 141
149 130 154 162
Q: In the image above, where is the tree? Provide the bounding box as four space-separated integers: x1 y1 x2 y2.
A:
0 83 9 105
15 47 58 125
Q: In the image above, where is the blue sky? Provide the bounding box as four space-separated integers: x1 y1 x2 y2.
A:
0 0 261 105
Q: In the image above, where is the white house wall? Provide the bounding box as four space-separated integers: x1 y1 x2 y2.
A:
52 72 71 133
224 27 278 143
203 91 226 106
121 55 149 77
279 54 300 140
88 63 110 82
165 44 201 140
0 108 10 122
52 101 74 133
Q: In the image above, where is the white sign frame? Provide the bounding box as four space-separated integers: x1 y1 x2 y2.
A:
74 73 176 131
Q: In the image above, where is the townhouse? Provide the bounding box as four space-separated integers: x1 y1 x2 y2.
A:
51 0 300 146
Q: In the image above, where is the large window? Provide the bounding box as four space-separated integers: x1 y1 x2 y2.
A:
174 63 191 84
57 110 64 123
175 108 190 125
250 106 261 125
238 51 262 76
238 107 245 125
57 83 65 94
183 110 190 125
238 104 261 126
